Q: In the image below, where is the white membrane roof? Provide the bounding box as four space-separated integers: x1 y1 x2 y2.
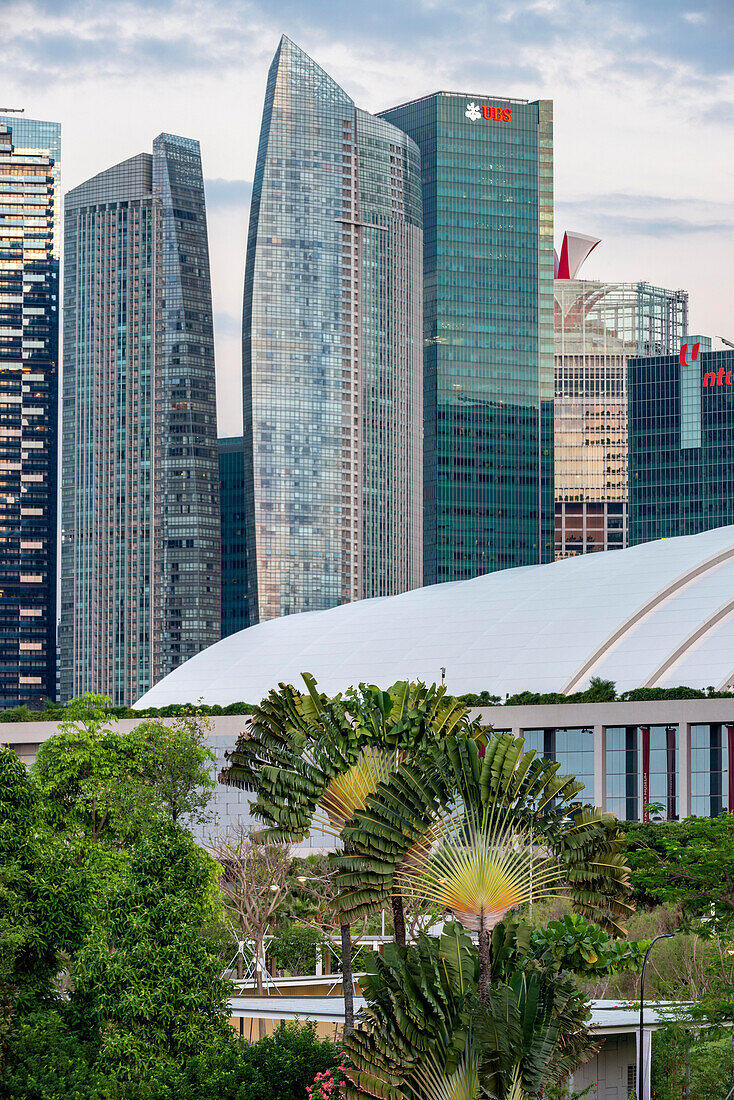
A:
135 527 734 708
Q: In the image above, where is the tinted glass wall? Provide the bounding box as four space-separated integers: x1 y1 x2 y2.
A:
0 117 60 706
380 92 554 583
629 348 734 544
242 36 423 624
554 281 687 558
219 437 249 637
61 135 219 704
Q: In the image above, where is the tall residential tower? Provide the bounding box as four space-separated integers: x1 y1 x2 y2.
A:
60 134 220 704
242 37 423 624
0 116 60 707
380 91 555 582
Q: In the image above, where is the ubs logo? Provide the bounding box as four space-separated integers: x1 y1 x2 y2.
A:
465 100 512 123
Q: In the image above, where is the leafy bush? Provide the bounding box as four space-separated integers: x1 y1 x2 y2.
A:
271 924 327 976
234 1022 341 1100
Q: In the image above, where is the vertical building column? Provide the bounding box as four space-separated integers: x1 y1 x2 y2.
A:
594 725 605 809
678 720 691 820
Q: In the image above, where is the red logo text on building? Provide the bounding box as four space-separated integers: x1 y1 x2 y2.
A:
679 341 700 368
465 101 512 123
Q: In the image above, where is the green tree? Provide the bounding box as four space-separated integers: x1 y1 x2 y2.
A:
69 820 232 1087
626 813 734 931
0 747 88 1032
221 676 471 1031
129 712 216 824
32 693 153 845
344 917 638 1100
337 730 633 999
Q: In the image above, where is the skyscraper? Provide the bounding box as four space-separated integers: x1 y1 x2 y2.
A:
219 436 249 638
242 36 423 624
629 342 734 545
554 266 688 557
379 91 555 583
0 115 60 707
60 134 220 705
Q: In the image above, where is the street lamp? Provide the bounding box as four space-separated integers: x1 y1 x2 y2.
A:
638 932 675 1099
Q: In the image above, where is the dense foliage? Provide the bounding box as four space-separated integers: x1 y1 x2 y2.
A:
5 676 734 721
0 697 342 1099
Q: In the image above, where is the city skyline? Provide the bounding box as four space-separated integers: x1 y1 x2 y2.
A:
4 0 733 438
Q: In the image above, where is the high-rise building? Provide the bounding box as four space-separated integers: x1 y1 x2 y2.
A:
554 270 688 557
629 341 734 545
60 134 220 704
219 436 249 638
0 115 60 707
379 91 555 583
242 36 423 624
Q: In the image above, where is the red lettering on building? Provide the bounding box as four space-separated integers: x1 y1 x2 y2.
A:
479 105 511 122
679 341 700 368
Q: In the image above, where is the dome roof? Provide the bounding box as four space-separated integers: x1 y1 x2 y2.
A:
135 526 734 708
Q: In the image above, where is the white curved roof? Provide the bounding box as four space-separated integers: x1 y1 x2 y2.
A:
136 527 734 708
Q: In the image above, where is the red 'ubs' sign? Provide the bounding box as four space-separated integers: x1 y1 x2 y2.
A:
465 100 512 123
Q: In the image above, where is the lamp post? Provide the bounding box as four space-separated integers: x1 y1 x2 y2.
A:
638 932 675 1099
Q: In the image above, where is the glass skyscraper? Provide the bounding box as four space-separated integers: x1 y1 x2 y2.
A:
61 134 220 704
242 36 423 624
219 436 249 637
379 91 554 582
0 115 60 707
629 344 734 545
554 280 687 557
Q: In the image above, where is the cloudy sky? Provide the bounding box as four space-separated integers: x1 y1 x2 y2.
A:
5 0 733 436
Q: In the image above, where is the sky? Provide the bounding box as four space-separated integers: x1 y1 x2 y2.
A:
4 0 734 436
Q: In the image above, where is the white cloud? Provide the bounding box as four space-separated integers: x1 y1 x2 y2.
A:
4 0 733 436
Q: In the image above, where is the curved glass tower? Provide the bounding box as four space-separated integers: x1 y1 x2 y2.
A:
242 36 423 624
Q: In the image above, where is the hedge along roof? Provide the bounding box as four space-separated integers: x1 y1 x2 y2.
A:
135 526 734 709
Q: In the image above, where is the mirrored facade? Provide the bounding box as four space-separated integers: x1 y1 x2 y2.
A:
0 116 60 706
379 92 555 583
219 436 249 637
61 134 220 704
242 36 423 624
554 281 687 558
629 347 734 545
606 725 678 821
522 727 595 798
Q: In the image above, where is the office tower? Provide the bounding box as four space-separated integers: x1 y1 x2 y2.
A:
242 36 423 624
219 436 249 637
554 252 688 556
629 341 734 545
60 134 220 704
0 115 60 707
379 91 554 583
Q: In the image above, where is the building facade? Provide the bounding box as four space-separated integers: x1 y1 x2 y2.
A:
60 134 220 705
554 280 688 557
219 436 249 637
0 116 60 707
629 344 734 546
5 696 733 833
379 91 555 583
242 36 423 624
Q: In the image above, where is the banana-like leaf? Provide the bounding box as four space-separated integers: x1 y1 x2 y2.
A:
335 729 633 936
